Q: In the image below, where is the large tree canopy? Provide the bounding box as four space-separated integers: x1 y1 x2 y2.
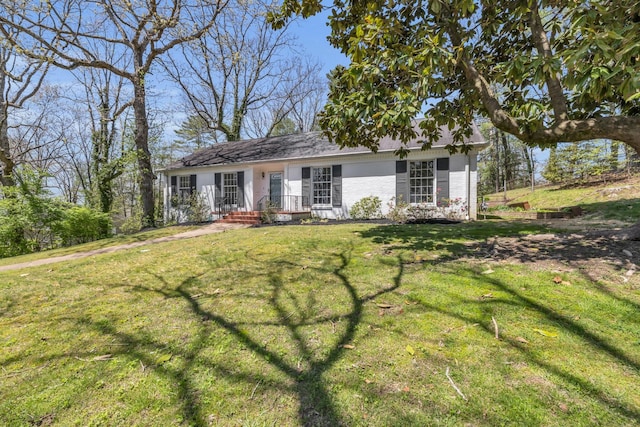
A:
272 0 640 155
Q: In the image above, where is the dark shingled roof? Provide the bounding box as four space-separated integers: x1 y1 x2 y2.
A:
164 123 485 171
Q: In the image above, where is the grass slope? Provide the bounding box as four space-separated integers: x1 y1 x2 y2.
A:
1 222 639 426
0 225 199 267
484 173 640 224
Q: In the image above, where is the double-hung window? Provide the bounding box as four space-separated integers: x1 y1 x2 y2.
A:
178 176 192 203
312 167 332 205
409 160 434 203
223 172 238 205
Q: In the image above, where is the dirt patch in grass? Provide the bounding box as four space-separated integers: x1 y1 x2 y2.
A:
473 230 640 285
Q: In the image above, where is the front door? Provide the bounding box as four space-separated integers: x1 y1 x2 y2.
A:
269 172 283 208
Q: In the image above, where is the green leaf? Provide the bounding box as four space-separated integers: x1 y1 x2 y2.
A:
157 353 173 364
406 345 415 356
533 328 558 338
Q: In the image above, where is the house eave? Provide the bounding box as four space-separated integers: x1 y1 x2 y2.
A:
158 140 488 174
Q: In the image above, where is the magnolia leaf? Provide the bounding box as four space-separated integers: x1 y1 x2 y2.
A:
533 328 558 338
157 353 172 364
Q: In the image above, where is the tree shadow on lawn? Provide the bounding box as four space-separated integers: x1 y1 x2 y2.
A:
74 249 405 426
410 270 640 422
361 223 640 308
360 224 640 421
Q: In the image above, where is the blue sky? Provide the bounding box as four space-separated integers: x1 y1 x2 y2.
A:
289 10 348 76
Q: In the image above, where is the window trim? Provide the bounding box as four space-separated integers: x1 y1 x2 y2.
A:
223 172 238 205
409 160 435 204
171 174 196 206
312 166 332 207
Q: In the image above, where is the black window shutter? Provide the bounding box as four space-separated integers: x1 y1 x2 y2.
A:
332 165 342 207
189 174 197 195
436 158 450 205
237 171 245 207
214 173 221 202
396 160 408 203
170 176 177 208
301 167 311 208
437 158 449 171
170 176 177 193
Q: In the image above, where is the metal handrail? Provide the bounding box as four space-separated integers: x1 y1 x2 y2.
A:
212 197 237 215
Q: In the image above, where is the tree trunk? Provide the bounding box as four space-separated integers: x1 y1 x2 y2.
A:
133 77 155 228
0 67 15 187
610 140 620 172
522 146 534 189
499 130 512 189
0 111 15 187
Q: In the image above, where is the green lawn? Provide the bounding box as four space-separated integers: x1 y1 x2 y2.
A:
0 225 199 267
1 222 639 426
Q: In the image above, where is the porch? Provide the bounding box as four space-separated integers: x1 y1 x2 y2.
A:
215 194 311 225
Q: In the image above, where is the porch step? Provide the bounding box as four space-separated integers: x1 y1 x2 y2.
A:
218 211 262 225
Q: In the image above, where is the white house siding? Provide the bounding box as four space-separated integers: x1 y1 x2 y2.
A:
164 166 254 220
340 160 396 218
469 155 478 218
163 148 483 221
285 149 481 219
449 154 468 207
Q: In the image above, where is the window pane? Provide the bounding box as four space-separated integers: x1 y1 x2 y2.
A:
312 167 331 205
409 161 434 203
223 173 238 204
177 175 192 204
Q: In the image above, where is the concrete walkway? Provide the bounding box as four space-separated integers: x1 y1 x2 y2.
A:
0 222 249 273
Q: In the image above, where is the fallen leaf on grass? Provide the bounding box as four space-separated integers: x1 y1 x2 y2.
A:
533 328 558 338
406 345 415 356
552 276 563 284
402 386 410 392
625 269 635 277
20 273 29 277
480 293 494 300
622 249 633 258
515 337 529 344
364 379 372 384
341 344 355 350
376 303 393 309
157 353 172 364
481 269 494 275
